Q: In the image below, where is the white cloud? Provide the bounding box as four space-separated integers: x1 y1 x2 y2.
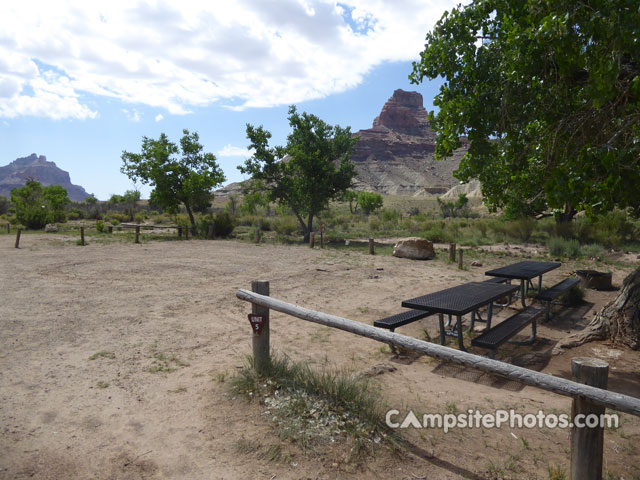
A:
154 113 163 122
0 0 461 119
121 108 141 122
217 144 254 158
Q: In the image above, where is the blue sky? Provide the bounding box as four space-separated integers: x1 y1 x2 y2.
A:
0 1 458 200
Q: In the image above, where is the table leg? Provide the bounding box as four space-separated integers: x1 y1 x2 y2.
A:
438 313 445 345
487 302 493 329
520 280 527 308
538 275 542 292
456 315 466 351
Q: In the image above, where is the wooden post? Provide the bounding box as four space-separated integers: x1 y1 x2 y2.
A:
108 225 113 234
449 243 456 262
185 226 189 240
236 288 640 416
251 281 270 375
178 226 183 239
6 224 10 234
309 231 315 248
458 249 464 269
135 225 140 244
15 228 21 248
208 225 214 239
320 226 324 249
571 357 609 480
80 226 85 246
369 238 375 255
253 225 260 243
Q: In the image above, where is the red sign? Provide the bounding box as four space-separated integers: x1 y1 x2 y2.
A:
248 314 266 334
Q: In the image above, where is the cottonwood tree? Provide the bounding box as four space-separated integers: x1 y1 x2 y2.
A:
410 0 640 222
11 180 69 228
240 106 358 241
121 130 225 227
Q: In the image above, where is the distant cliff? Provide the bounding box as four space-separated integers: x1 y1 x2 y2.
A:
350 89 467 196
0 154 91 202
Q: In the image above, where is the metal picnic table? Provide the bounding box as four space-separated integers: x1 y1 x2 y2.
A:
401 281 519 352
484 260 561 307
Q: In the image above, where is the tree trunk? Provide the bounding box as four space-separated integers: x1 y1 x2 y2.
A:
555 202 577 224
554 269 640 353
303 213 313 243
185 203 196 228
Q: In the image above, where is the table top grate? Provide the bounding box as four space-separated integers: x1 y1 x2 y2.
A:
401 282 519 315
484 261 561 280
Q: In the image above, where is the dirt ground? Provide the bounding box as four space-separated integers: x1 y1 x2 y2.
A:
1 233 639 479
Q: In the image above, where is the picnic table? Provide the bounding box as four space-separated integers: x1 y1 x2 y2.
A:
401 281 519 352
484 260 561 307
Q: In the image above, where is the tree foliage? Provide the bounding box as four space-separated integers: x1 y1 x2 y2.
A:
11 180 70 228
239 106 358 239
0 195 10 215
411 0 640 221
357 192 384 215
121 130 225 226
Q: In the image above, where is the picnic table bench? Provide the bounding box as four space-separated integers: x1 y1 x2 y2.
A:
535 277 581 321
373 309 433 332
471 306 544 358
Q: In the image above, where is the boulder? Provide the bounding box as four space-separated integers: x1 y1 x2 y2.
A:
393 238 435 260
44 223 58 233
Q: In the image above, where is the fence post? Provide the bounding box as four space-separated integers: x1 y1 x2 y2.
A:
15 228 21 248
251 281 270 374
449 243 456 262
369 238 375 255
178 226 183 239
135 225 140 244
7 224 10 234
185 226 189 240
320 224 324 249
309 232 315 248
208 225 214 240
108 225 113 234
458 249 464 269
80 226 85 246
571 357 609 480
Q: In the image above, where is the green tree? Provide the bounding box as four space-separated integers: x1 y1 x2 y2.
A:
10 181 69 228
108 194 123 204
343 190 359 213
240 106 358 240
357 192 384 215
0 195 9 215
410 0 640 222
122 189 141 221
121 130 225 227
43 185 70 222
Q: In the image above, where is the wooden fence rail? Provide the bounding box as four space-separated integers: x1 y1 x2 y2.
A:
236 288 640 416
237 286 640 480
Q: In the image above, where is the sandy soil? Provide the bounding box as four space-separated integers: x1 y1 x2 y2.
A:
1 233 639 479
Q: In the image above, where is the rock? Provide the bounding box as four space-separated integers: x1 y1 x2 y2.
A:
471 260 483 267
0 154 91 202
361 363 397 377
44 223 58 233
393 237 435 260
349 89 466 196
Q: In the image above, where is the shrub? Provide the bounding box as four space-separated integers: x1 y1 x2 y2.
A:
213 212 235 238
96 220 105 233
67 211 82 221
581 243 606 260
547 237 581 258
273 217 299 236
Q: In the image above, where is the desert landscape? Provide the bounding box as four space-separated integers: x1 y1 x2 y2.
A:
1 233 639 479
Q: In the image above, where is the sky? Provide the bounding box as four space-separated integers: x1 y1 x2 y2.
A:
0 0 460 200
